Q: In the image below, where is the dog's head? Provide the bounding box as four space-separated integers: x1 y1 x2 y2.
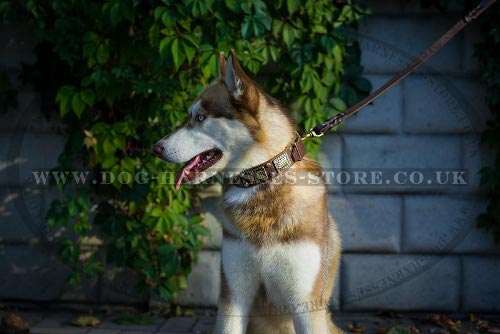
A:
153 50 294 189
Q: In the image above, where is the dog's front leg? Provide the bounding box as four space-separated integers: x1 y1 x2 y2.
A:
214 239 259 334
261 241 328 334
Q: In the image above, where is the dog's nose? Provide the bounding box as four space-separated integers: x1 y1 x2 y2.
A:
153 144 164 155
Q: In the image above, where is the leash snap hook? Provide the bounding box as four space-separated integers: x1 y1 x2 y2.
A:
302 128 324 140
305 123 328 139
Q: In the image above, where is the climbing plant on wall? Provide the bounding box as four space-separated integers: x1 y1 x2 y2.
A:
421 0 500 243
0 0 370 302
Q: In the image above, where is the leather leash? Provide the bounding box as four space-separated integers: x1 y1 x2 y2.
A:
231 0 496 188
303 0 496 139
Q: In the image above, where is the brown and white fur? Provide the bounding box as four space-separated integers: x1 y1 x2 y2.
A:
154 50 342 334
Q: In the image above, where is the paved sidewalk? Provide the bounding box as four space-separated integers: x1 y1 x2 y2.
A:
1 310 499 334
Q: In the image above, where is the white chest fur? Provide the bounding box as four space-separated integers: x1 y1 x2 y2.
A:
222 238 322 306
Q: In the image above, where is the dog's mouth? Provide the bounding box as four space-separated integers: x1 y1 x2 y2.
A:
174 148 223 190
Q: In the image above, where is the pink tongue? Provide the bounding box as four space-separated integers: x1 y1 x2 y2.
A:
174 155 201 190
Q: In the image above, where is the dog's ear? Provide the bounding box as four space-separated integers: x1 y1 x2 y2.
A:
224 49 252 100
218 52 226 78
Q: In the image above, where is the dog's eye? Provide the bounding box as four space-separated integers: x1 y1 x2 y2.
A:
196 114 206 122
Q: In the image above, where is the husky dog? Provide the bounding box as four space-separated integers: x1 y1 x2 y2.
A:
153 50 342 334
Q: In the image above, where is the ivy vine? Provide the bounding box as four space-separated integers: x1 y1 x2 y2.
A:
475 8 500 243
0 0 370 302
421 0 500 243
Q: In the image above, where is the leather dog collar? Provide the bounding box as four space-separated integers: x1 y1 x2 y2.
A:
229 136 307 188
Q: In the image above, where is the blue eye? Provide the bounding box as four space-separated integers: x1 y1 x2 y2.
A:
196 114 206 122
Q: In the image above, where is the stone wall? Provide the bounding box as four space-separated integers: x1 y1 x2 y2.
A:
1 1 499 311
180 2 500 312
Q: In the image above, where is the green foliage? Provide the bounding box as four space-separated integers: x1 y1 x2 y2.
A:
422 0 500 243
476 18 500 244
0 0 369 302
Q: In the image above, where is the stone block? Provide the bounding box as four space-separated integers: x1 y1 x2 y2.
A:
0 132 65 186
463 135 496 191
29 312 76 328
360 16 462 74
402 2 463 14
200 197 223 249
319 135 343 170
0 91 64 133
31 329 88 334
191 317 215 334
463 24 482 74
178 251 220 307
339 75 402 134
403 195 500 254
0 23 37 68
341 254 460 311
341 135 462 192
0 185 62 242
344 135 461 169
318 135 343 193
0 244 99 302
97 315 162 331
0 184 97 245
462 256 500 312
404 76 488 134
87 330 122 334
159 317 196 332
100 267 149 304
359 0 403 14
328 194 402 252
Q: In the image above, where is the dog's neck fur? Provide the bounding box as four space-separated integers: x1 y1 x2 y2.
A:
227 95 295 172
222 93 324 210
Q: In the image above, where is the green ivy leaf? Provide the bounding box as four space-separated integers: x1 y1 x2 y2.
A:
241 18 251 38
287 0 299 14
82 32 99 58
154 6 166 21
96 42 110 65
110 2 122 26
182 34 199 48
159 36 173 58
121 157 136 171
71 93 85 118
330 97 347 111
81 89 95 106
103 138 116 155
353 77 372 92
67 272 80 287
156 217 169 235
120 1 135 22
171 38 185 69
282 24 294 47
183 41 195 64
56 85 75 116
162 10 177 27
157 244 176 255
